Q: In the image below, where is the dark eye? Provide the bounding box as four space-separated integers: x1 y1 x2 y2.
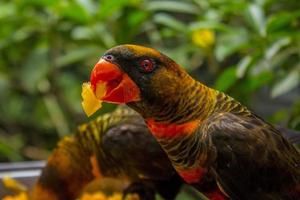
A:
139 59 154 72
103 54 114 61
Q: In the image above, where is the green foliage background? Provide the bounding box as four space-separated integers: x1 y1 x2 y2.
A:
0 0 299 162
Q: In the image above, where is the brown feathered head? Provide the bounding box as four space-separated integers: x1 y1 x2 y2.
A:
82 44 190 118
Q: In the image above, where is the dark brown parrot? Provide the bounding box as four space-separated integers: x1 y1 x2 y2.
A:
32 107 186 200
83 44 300 200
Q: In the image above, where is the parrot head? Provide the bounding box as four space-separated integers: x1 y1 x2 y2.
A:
82 44 189 118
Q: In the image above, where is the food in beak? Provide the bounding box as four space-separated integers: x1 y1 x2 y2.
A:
81 59 141 117
81 82 106 117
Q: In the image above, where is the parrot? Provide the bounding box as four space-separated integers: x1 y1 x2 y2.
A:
32 107 184 200
32 107 200 200
82 44 300 200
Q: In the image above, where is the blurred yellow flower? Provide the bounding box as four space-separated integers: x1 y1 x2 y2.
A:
80 192 122 200
2 192 28 200
192 29 215 49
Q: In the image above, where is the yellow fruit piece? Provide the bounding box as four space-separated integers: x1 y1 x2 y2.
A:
2 177 27 192
81 82 105 117
2 192 28 200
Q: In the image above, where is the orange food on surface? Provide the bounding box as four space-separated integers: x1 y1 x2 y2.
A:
2 192 28 200
80 192 122 200
2 177 27 192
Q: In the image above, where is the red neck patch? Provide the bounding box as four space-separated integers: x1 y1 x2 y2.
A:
177 167 206 184
205 188 228 200
146 119 198 138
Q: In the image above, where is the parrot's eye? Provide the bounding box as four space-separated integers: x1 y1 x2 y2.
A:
103 54 114 61
139 59 154 73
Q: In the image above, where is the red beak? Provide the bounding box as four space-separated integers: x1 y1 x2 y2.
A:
90 59 140 104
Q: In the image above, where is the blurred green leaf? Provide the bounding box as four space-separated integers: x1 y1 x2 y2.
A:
0 140 22 161
41 89 70 138
56 46 100 68
0 135 24 161
268 109 289 124
57 1 91 23
288 100 300 129
153 13 187 32
20 46 49 93
189 21 229 32
268 47 299 70
76 0 98 15
265 37 290 60
146 1 199 14
271 69 300 98
0 73 10 98
72 26 94 40
215 66 238 92
12 26 37 43
267 11 300 34
236 55 252 78
215 28 249 61
18 0 59 7
97 0 128 19
128 10 148 27
246 3 266 37
247 72 273 91
57 73 82 112
0 2 15 19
